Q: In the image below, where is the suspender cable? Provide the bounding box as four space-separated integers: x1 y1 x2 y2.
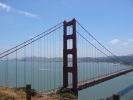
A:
0 25 63 59
76 20 129 65
0 22 63 57
16 50 18 88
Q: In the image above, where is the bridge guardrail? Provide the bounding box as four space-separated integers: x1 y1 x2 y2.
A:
105 84 133 100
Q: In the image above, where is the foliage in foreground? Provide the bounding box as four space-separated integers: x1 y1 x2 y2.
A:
0 87 77 100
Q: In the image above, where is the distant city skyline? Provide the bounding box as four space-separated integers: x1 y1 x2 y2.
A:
0 0 133 56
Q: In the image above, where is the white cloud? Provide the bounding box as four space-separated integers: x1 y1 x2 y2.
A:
0 2 11 11
17 10 38 18
128 39 133 42
0 2 39 18
121 42 129 46
110 39 130 46
110 39 121 45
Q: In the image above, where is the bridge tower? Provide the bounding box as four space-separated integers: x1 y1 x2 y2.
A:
63 19 78 96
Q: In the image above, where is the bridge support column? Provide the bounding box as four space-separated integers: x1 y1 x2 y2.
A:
62 19 78 96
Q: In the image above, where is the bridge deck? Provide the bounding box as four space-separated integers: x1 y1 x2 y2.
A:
76 67 133 90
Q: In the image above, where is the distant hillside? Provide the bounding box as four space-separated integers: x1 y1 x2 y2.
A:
19 54 133 65
118 55 133 65
20 57 62 62
127 54 133 56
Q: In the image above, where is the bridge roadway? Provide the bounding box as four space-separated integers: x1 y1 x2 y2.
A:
76 67 133 90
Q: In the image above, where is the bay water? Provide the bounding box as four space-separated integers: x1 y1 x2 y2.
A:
0 61 133 100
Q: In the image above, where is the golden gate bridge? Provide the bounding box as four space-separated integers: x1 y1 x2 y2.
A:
0 19 132 98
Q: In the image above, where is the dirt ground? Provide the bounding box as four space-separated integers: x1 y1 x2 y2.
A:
0 87 77 100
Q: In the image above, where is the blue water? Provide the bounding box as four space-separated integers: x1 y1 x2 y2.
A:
79 72 133 100
0 61 132 99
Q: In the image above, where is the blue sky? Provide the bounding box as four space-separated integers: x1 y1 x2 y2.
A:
0 0 133 56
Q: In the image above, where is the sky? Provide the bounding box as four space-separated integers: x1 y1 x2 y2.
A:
0 0 133 56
